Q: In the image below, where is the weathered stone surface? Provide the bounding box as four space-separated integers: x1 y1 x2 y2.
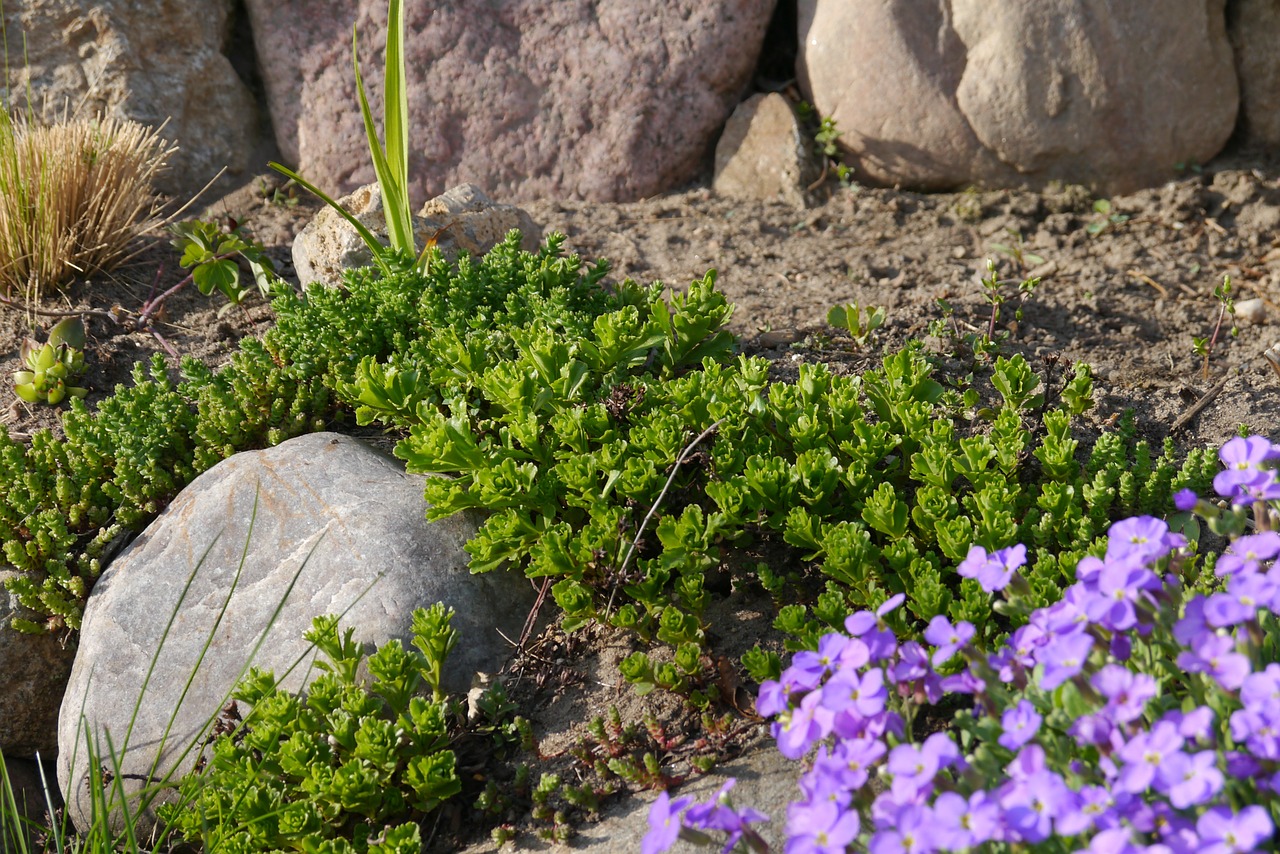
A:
714 93 819 208
58 432 533 833
797 0 1238 194
292 182 543 287
0 571 75 756
459 742 794 853
2 0 262 197
244 0 775 202
1228 0 1280 148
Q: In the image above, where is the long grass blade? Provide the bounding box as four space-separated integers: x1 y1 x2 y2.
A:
353 23 415 259
268 161 392 276
385 0 409 198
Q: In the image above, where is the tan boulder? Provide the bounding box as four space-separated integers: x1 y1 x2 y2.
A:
797 0 1238 194
1228 0 1280 148
244 0 776 202
292 183 542 288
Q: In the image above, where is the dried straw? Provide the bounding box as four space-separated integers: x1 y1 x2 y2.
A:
0 112 175 305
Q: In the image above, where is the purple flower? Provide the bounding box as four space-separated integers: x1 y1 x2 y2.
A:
812 736 885 791
1164 706 1216 744
957 543 1027 592
773 689 832 760
1173 488 1199 511
1105 516 1177 564
1176 631 1250 691
1092 664 1156 724
1155 750 1223 809
1069 713 1116 749
1000 768 1070 844
931 790 1001 849
886 733 957 800
1036 630 1094 690
1205 571 1275 627
1116 721 1184 794
1216 530 1280 576
999 699 1043 751
756 679 792 719
683 780 769 853
844 594 903 662
868 803 933 854
820 667 887 718
923 615 975 666
643 790 692 854
1085 557 1159 632
789 633 852 685
1214 436 1280 504
1196 805 1273 854
1055 784 1114 837
1240 662 1280 713
785 798 860 854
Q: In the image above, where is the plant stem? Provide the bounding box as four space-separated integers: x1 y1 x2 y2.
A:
1202 301 1228 381
137 250 242 326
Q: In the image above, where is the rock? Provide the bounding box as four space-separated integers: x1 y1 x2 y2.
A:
1229 1 1280 148
2 0 264 197
244 0 775 202
459 741 794 853
58 432 533 833
714 93 819 208
0 571 76 756
797 0 1237 194
292 183 543 287
1235 297 1266 325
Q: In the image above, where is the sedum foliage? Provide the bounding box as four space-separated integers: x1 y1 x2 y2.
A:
373 330 1217 676
159 606 462 853
0 230 1219 672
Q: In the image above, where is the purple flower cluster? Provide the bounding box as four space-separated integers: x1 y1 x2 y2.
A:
1211 435 1280 505
646 435 1280 853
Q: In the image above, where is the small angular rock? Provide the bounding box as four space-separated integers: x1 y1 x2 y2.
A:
292 183 542 287
714 93 820 208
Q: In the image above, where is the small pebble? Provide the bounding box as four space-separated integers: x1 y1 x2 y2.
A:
757 328 803 348
1235 297 1266 325
951 246 966 259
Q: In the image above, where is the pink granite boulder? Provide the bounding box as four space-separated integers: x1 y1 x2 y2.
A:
245 0 775 202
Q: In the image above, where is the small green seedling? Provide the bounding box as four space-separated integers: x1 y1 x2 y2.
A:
826 302 886 348
1085 198 1129 237
167 220 277 315
975 259 1040 358
1192 275 1236 380
13 316 88 404
991 230 1046 277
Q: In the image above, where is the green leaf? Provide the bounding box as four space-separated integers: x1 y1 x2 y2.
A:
192 258 240 298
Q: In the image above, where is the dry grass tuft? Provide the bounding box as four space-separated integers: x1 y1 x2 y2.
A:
0 111 176 305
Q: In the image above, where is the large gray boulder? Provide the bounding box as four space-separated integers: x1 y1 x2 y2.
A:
797 0 1238 194
57 432 533 833
244 0 776 202
0 571 75 757
2 0 263 197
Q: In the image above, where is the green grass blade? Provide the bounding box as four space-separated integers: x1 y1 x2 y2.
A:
353 23 415 260
385 0 409 198
267 161 392 277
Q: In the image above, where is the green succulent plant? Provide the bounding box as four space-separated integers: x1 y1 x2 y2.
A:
12 316 88 405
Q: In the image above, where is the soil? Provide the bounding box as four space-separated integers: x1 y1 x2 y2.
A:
6 162 1280 849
